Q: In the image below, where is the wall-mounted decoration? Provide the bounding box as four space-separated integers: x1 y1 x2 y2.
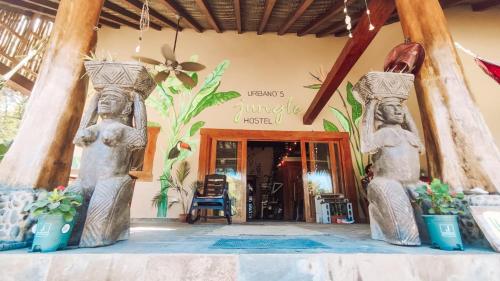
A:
233 91 301 126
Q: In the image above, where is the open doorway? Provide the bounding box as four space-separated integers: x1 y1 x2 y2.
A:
246 141 304 221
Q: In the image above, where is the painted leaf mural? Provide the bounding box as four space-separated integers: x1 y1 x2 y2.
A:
323 119 339 132
143 57 240 217
185 91 241 124
189 121 205 137
346 82 363 125
330 107 351 134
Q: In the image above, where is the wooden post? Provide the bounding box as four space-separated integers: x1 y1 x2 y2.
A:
0 0 104 189
395 0 500 193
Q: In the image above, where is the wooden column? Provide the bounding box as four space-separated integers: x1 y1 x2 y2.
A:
0 0 104 189
395 0 500 193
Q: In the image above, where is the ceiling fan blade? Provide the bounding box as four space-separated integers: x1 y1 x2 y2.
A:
161 44 176 62
175 71 196 88
180 62 206 72
154 71 170 84
132 56 162 65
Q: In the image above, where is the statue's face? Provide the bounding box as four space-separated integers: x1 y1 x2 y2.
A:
379 99 404 125
97 90 130 117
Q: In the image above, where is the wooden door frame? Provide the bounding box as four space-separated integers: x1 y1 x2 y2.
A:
197 128 358 222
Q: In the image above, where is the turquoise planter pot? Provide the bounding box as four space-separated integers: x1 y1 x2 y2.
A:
423 215 464 251
31 214 74 252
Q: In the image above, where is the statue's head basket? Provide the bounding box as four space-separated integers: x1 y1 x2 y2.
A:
353 72 414 104
84 61 156 100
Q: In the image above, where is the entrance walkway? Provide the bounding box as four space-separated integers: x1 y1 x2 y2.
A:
1 221 498 281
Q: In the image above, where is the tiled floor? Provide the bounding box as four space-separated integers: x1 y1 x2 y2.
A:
6 220 494 255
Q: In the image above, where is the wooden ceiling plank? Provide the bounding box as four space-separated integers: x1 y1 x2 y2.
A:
98 17 121 29
303 0 396 124
162 0 203 32
472 0 500 11
258 0 277 35
100 10 139 29
316 21 345 37
103 0 162 30
124 0 178 30
23 0 57 10
0 0 56 18
234 0 242 33
195 0 221 33
278 0 314 35
298 0 352 36
21 0 122 29
316 9 365 38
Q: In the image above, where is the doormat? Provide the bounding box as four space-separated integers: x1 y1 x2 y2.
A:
211 238 330 249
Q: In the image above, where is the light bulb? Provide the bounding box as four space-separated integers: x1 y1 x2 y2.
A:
135 45 140 53
369 24 375 31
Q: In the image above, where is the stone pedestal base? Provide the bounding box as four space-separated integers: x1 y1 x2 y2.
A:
459 194 500 247
0 188 35 242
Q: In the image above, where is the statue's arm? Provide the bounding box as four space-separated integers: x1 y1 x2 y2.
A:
360 99 379 154
124 91 148 150
74 93 100 146
403 105 424 153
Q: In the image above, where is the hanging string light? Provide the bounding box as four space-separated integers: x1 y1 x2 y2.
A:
363 0 375 31
343 0 352 38
135 0 150 53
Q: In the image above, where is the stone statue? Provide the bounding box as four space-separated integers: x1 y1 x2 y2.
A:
68 61 155 247
354 71 423 246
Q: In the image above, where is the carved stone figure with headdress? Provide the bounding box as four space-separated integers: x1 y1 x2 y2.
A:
354 71 424 246
68 61 155 247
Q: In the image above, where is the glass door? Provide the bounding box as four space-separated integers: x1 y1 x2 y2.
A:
302 141 345 222
210 139 246 223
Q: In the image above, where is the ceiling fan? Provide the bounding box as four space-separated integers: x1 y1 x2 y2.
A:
133 16 205 88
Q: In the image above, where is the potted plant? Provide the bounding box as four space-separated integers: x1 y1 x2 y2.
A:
24 185 82 252
415 179 465 251
156 161 201 222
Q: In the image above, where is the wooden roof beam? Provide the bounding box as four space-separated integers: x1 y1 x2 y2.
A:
278 0 314 35
298 0 352 36
103 0 162 30
0 0 119 29
162 0 203 32
195 0 221 33
258 0 277 35
234 0 242 33
303 0 395 124
472 0 500 11
124 0 178 30
0 61 34 92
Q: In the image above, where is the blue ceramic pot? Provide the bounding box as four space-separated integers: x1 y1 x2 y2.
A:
422 214 464 251
31 214 74 252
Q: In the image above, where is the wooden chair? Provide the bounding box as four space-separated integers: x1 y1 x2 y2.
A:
187 174 232 224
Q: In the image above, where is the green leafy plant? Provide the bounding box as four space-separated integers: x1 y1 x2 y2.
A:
415 179 465 215
146 58 240 217
157 160 202 215
24 186 83 222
